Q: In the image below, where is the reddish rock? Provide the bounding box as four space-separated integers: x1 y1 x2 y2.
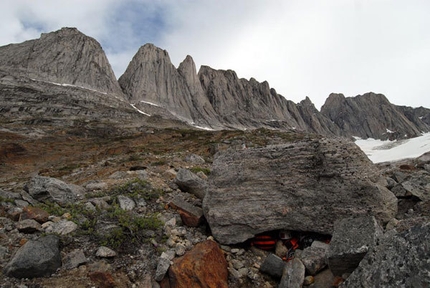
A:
88 271 117 288
169 197 203 227
20 206 49 223
169 240 228 288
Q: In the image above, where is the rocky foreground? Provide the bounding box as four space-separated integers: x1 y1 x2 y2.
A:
0 125 429 287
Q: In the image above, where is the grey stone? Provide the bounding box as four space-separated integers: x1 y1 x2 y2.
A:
175 244 186 256
259 254 285 279
184 153 205 164
25 176 85 207
45 219 77 235
342 223 430 287
175 168 207 199
16 219 42 233
95 246 116 258
90 198 111 209
299 246 327 276
391 183 408 197
3 235 61 278
0 245 8 261
14 200 29 208
328 216 383 276
401 174 430 201
63 249 87 269
386 177 397 189
154 257 170 282
117 195 136 211
85 181 108 191
204 138 397 244
0 190 21 200
279 258 305 288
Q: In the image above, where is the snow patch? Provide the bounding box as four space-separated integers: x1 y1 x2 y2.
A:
354 133 430 163
140 100 160 107
193 125 215 131
386 128 394 133
130 104 150 116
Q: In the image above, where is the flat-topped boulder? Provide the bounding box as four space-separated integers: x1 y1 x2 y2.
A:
203 137 397 244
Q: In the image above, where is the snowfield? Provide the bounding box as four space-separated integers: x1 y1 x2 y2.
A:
354 133 430 163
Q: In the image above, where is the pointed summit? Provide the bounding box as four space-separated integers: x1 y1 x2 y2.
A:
0 27 123 96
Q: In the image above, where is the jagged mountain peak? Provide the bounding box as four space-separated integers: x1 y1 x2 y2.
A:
0 27 123 97
321 91 423 140
1 30 429 140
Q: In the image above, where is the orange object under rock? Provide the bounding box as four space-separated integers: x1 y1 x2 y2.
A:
251 234 277 250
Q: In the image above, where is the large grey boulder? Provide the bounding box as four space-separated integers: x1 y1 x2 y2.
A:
327 216 383 276
175 168 207 199
25 176 85 207
203 137 397 244
341 223 430 287
3 235 61 278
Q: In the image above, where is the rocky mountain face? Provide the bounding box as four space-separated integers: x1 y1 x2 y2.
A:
0 27 123 97
119 44 224 129
1 27 429 140
321 92 428 140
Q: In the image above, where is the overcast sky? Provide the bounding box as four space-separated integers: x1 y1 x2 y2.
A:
1 0 429 110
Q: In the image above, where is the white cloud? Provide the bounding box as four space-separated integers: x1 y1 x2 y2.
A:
1 0 429 110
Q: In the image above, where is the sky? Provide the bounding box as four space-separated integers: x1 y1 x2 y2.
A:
1 0 429 110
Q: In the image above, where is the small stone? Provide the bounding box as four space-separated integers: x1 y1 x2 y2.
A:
161 250 175 261
279 258 306 288
14 200 29 208
16 219 42 233
231 259 245 270
155 257 170 281
84 202 96 211
63 249 87 269
96 246 117 258
275 240 289 258
20 206 49 223
260 254 285 279
62 212 72 220
221 245 231 252
299 246 327 275
45 219 77 235
175 244 186 256
303 275 315 286
238 267 249 277
117 195 136 211
166 237 176 248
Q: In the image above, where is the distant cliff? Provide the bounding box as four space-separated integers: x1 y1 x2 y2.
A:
1 27 429 139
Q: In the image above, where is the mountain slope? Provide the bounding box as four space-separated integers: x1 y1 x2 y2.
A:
0 27 429 142
0 27 123 97
118 44 223 129
321 93 425 140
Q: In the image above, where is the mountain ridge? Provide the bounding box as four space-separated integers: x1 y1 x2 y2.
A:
1 27 429 140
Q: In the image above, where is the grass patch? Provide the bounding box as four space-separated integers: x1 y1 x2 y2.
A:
109 178 164 200
189 166 211 176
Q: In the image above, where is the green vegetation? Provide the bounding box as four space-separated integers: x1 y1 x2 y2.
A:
109 178 164 200
36 178 165 249
189 166 211 176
